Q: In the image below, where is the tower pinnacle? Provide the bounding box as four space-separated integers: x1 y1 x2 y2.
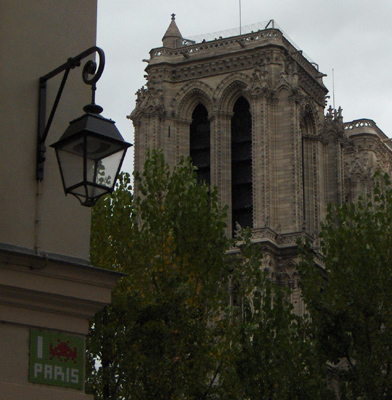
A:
162 14 183 48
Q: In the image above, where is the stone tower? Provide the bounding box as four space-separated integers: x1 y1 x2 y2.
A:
129 16 392 314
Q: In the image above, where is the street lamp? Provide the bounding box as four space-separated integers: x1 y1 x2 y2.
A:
37 46 131 206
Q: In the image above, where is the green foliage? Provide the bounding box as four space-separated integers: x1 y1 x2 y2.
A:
90 171 134 273
298 172 392 399
87 151 230 400
88 150 334 400
220 229 335 400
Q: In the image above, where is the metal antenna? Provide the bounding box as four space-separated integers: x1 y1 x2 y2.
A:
239 0 242 35
332 68 335 109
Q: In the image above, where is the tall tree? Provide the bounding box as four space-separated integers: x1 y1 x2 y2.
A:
220 229 335 400
87 151 231 400
298 172 392 399
87 151 335 400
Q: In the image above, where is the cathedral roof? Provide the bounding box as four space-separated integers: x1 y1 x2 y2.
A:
162 14 183 48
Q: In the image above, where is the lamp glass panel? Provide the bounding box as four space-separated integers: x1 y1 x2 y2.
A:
86 147 125 190
71 184 107 198
56 148 84 189
86 185 109 199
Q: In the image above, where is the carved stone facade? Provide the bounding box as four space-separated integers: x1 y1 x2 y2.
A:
129 16 392 314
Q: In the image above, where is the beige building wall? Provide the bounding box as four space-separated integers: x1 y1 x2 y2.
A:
0 2 121 398
0 0 97 261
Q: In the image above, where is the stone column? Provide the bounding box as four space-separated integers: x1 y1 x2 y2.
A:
251 92 270 230
176 118 192 165
290 95 304 232
211 110 233 235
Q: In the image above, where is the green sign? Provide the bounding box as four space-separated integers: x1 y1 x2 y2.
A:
29 330 84 390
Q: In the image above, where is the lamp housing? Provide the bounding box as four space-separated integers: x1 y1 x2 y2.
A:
51 112 131 207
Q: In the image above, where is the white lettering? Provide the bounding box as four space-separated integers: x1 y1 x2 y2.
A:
44 364 53 379
54 366 65 381
32 363 80 385
34 363 42 377
71 368 79 384
37 336 43 359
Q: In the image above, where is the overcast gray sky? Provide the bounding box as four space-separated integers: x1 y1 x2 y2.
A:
96 0 392 174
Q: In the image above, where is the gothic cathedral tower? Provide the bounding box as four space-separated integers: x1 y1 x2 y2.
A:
129 16 392 313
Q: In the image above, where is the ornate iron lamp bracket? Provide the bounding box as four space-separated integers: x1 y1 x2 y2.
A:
36 46 105 181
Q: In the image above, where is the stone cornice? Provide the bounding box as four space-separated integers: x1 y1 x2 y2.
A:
0 242 92 268
250 228 314 249
0 245 122 334
146 29 327 97
148 28 323 82
149 29 284 61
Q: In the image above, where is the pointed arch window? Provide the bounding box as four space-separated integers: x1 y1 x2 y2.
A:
190 104 210 185
231 97 253 235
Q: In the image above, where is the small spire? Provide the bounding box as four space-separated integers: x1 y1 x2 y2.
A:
162 13 183 48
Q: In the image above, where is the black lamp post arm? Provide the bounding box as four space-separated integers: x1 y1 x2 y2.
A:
37 46 105 181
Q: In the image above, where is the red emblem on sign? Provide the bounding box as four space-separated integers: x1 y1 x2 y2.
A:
49 339 77 363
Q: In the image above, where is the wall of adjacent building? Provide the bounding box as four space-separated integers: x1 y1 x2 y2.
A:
0 2 122 399
0 0 97 262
